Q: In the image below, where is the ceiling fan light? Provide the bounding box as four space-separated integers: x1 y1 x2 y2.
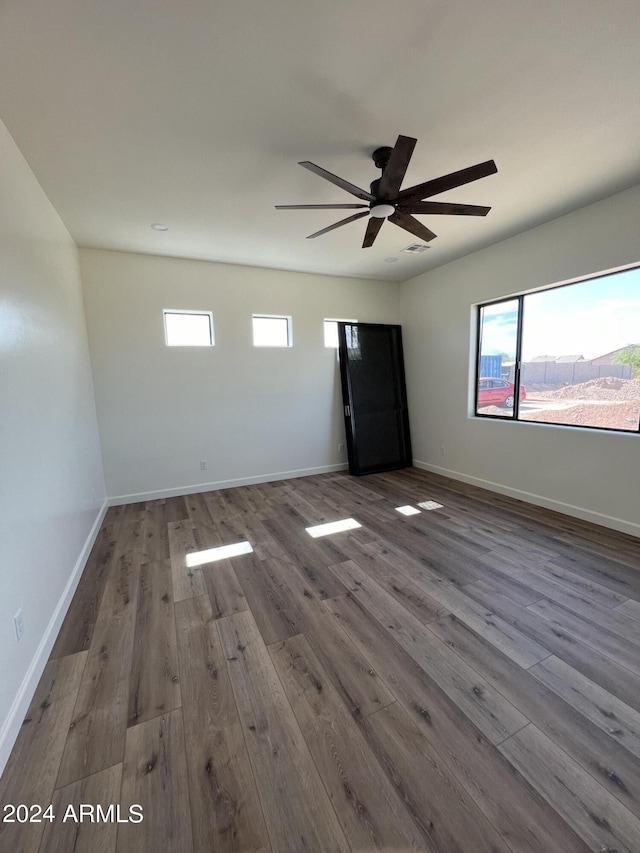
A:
370 203 395 219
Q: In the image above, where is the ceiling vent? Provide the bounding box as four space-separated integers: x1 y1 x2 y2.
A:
402 243 430 254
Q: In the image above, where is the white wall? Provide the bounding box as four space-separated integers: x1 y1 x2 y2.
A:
0 119 106 771
400 183 640 537
80 249 398 500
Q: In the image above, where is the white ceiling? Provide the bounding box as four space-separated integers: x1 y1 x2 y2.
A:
1 0 639 282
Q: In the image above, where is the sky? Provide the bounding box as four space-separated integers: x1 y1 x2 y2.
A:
480 266 640 361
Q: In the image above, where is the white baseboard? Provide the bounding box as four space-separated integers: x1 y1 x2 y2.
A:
413 459 640 540
0 499 109 777
108 463 349 506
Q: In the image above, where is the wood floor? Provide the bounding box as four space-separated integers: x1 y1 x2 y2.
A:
2 468 640 852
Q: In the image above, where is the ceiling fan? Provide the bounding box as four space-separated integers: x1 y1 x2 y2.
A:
276 135 497 248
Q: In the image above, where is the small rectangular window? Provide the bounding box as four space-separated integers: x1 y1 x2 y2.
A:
164 310 214 347
324 318 357 348
252 315 292 347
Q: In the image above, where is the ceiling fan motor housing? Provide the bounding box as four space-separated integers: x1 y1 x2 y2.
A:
370 156 395 216
371 146 395 211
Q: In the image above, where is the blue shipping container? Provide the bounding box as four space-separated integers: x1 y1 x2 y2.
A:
479 355 503 378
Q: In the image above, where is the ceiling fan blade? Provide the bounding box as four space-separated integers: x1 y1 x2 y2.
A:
362 216 384 248
306 210 369 239
388 212 437 242
275 203 369 210
397 201 491 216
299 161 375 202
397 159 498 203
377 135 417 201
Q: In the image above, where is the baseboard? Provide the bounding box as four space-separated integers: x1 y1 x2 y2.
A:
0 499 109 777
108 463 350 506
413 459 640 539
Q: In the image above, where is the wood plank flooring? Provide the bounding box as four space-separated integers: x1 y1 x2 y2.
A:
2 467 640 852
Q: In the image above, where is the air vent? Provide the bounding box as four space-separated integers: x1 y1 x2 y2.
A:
402 243 430 254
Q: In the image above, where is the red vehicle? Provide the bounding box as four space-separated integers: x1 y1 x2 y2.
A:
477 377 526 408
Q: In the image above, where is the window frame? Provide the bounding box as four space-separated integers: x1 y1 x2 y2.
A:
163 309 215 347
474 294 524 422
473 265 640 435
251 313 293 348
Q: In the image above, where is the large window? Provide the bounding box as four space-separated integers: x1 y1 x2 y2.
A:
475 266 640 433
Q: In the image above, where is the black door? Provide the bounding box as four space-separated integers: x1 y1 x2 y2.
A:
337 322 412 475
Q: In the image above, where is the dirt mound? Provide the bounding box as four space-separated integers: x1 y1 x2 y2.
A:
522 401 640 430
476 405 512 417
546 377 640 401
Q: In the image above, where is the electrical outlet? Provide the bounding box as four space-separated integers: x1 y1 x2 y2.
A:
338 443 344 453
439 446 445 457
14 609 24 642
200 460 208 470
